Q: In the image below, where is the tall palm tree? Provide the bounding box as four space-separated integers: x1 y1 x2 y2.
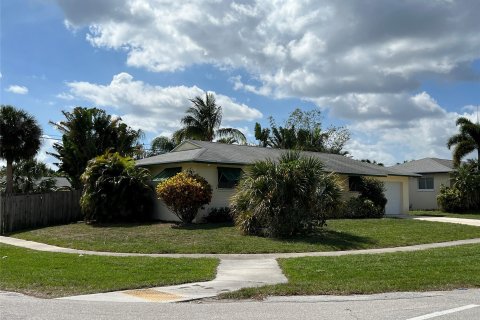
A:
173 93 246 144
447 117 480 169
0 105 42 193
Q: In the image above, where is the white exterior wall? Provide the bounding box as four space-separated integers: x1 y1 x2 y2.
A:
149 162 245 222
338 174 410 215
148 164 411 221
409 173 451 210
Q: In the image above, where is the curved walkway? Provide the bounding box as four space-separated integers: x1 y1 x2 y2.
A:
1 235 480 259
2 216 479 303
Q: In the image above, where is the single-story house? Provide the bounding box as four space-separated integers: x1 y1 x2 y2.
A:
389 158 454 210
137 140 417 221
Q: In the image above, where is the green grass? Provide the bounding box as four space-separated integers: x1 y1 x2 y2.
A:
410 210 480 220
9 218 480 254
0 244 218 298
223 244 480 298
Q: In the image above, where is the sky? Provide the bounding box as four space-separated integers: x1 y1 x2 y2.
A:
1 0 479 168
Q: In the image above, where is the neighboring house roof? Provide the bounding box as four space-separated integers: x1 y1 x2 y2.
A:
137 140 417 177
39 177 71 188
390 158 455 174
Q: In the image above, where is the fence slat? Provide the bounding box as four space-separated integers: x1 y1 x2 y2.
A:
0 191 82 234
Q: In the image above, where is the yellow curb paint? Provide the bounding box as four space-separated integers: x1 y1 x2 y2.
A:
123 289 183 302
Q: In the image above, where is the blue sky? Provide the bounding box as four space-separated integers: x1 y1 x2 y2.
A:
1 0 479 168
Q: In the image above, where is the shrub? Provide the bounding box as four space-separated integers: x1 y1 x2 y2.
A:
343 197 384 219
156 170 212 224
437 160 480 212
341 177 386 219
80 152 154 223
437 185 465 213
231 151 342 238
202 207 233 223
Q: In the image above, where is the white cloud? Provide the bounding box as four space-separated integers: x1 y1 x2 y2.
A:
56 0 480 99
6 85 29 95
61 72 262 134
346 110 478 165
54 0 480 164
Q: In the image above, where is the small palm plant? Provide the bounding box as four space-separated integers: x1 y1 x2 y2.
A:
231 151 342 238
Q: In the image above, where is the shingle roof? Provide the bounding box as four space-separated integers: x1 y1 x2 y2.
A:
137 140 417 177
389 158 455 174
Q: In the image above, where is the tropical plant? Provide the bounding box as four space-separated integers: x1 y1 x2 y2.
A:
0 159 57 193
447 117 480 169
231 152 342 238
80 152 154 223
149 136 176 156
172 93 246 144
339 177 386 219
156 170 212 224
49 107 143 189
254 109 350 154
0 105 42 193
437 159 480 212
437 185 465 213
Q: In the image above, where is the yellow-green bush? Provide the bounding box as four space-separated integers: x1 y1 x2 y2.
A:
156 170 212 223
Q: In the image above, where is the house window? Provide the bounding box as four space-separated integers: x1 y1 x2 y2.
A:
348 176 362 192
152 167 182 185
418 176 434 190
218 167 243 188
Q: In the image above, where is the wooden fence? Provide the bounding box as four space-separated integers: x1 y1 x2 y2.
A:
0 190 82 234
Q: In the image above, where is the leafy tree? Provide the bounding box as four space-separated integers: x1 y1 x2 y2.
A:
173 93 246 144
49 107 143 189
80 152 154 223
447 117 480 169
0 159 57 193
360 159 385 166
149 136 176 156
254 123 270 147
231 152 342 238
0 105 42 193
254 109 350 154
438 159 480 212
156 170 212 224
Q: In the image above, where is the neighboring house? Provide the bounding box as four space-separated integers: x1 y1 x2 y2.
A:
137 140 416 221
390 158 455 210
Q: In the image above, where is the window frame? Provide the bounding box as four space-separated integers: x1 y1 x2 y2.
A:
217 167 243 189
418 176 434 191
348 176 362 192
152 167 182 185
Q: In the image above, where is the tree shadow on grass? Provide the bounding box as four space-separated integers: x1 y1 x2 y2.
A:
273 229 378 251
171 222 235 231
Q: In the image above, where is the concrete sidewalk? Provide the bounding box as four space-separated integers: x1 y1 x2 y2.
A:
59 259 287 303
411 216 480 227
1 235 480 259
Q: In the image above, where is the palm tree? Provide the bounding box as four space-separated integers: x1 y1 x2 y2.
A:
0 105 42 193
173 93 246 144
447 117 480 169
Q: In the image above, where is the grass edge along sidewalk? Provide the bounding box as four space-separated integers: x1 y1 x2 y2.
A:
0 243 218 298
9 218 480 254
222 244 480 299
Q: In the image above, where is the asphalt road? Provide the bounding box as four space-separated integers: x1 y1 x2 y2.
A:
1 289 479 320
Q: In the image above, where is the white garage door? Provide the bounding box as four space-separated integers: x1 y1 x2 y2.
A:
384 182 402 215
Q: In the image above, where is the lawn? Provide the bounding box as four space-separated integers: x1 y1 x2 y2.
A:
410 210 480 220
223 244 480 298
9 218 480 254
0 244 218 298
